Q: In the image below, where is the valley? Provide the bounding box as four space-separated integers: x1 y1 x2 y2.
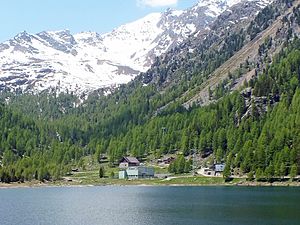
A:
0 0 300 188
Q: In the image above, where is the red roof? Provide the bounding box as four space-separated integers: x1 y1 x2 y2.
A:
121 156 140 164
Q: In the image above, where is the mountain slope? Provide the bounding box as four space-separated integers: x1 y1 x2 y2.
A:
183 0 294 108
2 0 300 184
0 0 268 95
136 0 275 115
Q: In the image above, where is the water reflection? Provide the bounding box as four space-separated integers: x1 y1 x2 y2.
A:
0 186 299 225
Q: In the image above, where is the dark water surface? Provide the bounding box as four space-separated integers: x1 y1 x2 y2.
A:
0 186 299 225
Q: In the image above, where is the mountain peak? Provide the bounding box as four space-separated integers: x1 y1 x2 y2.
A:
14 31 32 42
74 31 102 43
163 8 183 17
0 0 273 96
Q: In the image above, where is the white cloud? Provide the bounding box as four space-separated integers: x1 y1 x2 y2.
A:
137 0 178 8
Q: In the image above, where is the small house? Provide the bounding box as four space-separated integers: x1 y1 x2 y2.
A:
214 163 225 176
200 164 225 176
162 156 175 164
158 156 175 165
203 167 214 176
215 164 225 172
119 156 140 169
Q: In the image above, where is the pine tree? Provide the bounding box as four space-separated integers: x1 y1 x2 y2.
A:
290 164 298 180
256 168 264 182
99 166 105 178
176 155 186 174
223 164 231 181
247 171 254 181
279 163 286 180
184 160 192 173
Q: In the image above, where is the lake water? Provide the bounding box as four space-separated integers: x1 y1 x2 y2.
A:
0 186 299 225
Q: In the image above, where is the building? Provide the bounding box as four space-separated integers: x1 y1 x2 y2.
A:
215 164 225 172
119 156 140 169
202 167 214 176
157 156 175 166
119 170 127 179
214 163 225 176
199 164 225 177
119 166 155 179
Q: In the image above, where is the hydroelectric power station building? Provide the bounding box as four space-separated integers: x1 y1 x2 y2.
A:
118 156 154 179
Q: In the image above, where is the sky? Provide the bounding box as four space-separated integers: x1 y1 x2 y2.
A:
0 0 198 42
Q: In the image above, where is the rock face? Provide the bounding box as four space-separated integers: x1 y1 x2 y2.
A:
0 0 271 95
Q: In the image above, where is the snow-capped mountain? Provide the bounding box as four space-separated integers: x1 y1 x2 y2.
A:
0 0 272 95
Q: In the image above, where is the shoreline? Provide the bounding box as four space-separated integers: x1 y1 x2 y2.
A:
0 180 300 189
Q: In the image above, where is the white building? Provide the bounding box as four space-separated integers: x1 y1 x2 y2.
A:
119 166 154 179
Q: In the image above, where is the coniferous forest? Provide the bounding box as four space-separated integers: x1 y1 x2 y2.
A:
0 38 299 183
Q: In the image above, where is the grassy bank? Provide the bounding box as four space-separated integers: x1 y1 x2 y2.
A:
1 169 300 188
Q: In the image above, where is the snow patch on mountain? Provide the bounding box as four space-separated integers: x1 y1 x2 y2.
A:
0 0 273 95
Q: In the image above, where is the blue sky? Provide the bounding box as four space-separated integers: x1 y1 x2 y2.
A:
0 0 198 42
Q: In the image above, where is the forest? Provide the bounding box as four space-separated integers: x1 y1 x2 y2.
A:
0 0 300 183
0 38 300 183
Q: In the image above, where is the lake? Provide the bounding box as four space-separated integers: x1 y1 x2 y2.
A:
0 186 299 225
